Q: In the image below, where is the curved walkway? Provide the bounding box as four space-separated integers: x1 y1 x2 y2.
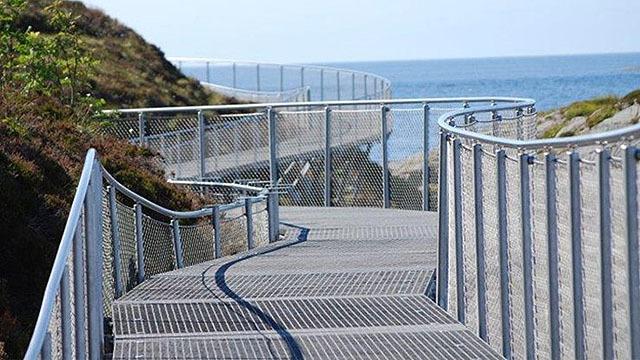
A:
111 207 500 359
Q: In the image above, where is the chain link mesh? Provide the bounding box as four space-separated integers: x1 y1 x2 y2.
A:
220 208 249 256
141 215 176 277
180 221 215 267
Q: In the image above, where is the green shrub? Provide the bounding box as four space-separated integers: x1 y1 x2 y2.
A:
542 121 566 138
562 96 618 120
586 105 618 128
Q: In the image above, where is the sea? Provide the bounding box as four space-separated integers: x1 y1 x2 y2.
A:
326 52 640 111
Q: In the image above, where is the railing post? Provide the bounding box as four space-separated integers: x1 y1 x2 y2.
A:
267 191 280 243
364 74 369 99
624 145 640 359
545 152 561 360
351 73 356 100
138 112 145 146
598 148 614 360
61 266 72 359
320 69 324 101
381 105 390 208
473 144 488 341
422 103 430 211
268 107 278 187
171 219 184 269
245 198 255 249
134 203 145 283
108 186 124 298
232 62 237 88
198 110 206 180
256 63 261 91
41 332 51 360
496 149 512 359
569 151 586 360
212 206 222 258
452 139 465 323
206 61 210 83
73 221 86 359
85 162 103 360
336 71 341 101
520 153 536 359
374 78 378 98
324 106 332 207
279 65 284 92
437 131 450 310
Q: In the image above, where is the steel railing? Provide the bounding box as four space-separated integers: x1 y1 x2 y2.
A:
168 57 392 103
437 102 640 359
24 149 279 359
104 97 534 211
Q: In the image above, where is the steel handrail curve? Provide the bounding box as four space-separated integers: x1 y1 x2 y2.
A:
437 99 640 148
103 96 530 114
25 149 269 358
24 149 97 360
167 56 392 92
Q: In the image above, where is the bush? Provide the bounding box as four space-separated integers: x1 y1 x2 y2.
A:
562 96 618 120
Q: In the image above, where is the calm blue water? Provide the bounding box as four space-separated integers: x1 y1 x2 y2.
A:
325 53 640 110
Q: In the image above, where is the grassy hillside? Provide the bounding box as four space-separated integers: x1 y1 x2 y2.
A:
0 1 228 357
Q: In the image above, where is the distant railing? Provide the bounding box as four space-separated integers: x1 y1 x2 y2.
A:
438 102 640 359
168 57 392 103
24 149 279 359
105 97 533 211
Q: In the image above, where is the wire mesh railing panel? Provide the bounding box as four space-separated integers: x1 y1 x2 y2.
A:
101 188 115 319
580 160 603 359
146 115 200 179
115 201 138 292
460 144 478 333
530 161 551 360
141 215 176 277
105 115 140 143
220 208 249 256
180 222 215 267
610 160 631 359
388 108 425 210
276 110 326 206
553 157 576 359
480 148 504 354
204 112 271 182
330 109 383 207
505 155 526 360
252 201 270 247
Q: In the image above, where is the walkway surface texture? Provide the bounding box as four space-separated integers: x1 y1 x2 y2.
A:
111 207 501 359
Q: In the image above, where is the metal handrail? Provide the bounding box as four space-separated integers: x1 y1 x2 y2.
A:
25 149 276 359
437 100 640 149
24 149 97 360
103 96 531 114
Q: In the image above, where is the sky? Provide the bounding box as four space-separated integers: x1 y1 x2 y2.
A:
82 0 640 64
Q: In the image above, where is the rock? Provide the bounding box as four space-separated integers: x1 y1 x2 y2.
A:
537 111 564 138
556 116 587 137
592 104 640 133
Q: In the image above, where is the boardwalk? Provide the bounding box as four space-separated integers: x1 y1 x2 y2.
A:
111 207 501 359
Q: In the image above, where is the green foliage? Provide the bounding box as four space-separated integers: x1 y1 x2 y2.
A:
542 122 566 138
586 105 618 128
561 96 618 120
622 89 640 105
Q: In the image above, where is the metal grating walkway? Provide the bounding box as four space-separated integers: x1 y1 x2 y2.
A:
111 207 501 359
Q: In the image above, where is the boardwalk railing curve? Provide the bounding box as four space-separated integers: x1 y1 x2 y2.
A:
438 101 640 359
24 149 279 359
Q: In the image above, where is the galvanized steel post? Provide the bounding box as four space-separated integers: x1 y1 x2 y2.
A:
206 61 210 83
232 62 237 88
256 63 261 91
598 148 614 360
381 105 391 208
320 69 325 101
171 219 184 269
422 104 430 211
212 205 222 258
545 153 561 360
569 151 586 360
41 332 51 360
279 65 284 92
520 153 536 360
496 149 512 359
134 203 145 283
473 144 488 341
452 138 465 323
351 73 356 100
624 145 640 359
108 186 124 298
60 266 72 359
197 110 206 180
86 162 104 360
437 131 450 310
364 74 369 99
267 191 279 242
245 198 254 249
324 106 332 207
268 107 278 187
336 71 341 101
138 112 145 146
